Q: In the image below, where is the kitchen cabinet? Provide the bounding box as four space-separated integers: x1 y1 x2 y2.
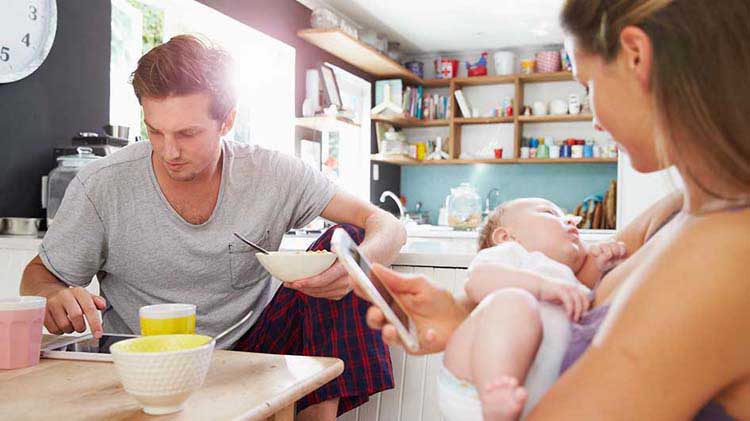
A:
0 236 99 299
343 265 467 421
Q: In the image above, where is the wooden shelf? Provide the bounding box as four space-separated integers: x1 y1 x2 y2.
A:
371 155 618 166
518 158 618 164
372 115 449 128
518 114 594 123
421 78 452 88
453 117 514 125
452 74 517 87
295 116 360 132
519 71 575 83
370 154 423 165
298 28 423 85
437 72 574 87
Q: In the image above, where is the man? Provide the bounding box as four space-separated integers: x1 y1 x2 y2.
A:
20 35 405 420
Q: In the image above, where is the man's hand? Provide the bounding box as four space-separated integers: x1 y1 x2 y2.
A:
45 286 106 338
283 261 352 300
538 281 590 321
588 241 627 273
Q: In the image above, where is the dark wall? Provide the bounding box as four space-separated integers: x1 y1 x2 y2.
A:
0 0 111 218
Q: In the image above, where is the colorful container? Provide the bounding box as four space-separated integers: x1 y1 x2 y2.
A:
0 296 46 369
536 50 562 73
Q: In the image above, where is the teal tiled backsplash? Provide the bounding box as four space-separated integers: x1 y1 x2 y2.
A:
400 163 618 219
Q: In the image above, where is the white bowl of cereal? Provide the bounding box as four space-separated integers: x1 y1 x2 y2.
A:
256 251 337 282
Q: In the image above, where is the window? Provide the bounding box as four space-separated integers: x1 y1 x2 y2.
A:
110 0 295 155
318 64 371 201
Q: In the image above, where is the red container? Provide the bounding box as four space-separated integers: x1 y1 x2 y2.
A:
494 148 504 159
435 58 458 79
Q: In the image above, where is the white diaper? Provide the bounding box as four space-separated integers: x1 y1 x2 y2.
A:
437 365 484 421
438 302 571 420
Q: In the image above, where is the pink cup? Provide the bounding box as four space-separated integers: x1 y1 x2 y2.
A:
0 296 46 369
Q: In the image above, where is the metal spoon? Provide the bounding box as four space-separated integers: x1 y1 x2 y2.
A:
213 310 254 344
233 232 270 255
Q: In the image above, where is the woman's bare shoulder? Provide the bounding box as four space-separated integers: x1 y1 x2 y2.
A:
680 208 750 268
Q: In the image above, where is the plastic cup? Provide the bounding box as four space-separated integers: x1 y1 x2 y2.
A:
139 304 196 336
0 296 46 369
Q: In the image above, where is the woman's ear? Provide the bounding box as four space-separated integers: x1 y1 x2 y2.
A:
491 227 513 245
619 26 653 91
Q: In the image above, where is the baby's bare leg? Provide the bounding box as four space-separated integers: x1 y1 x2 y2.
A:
444 288 543 421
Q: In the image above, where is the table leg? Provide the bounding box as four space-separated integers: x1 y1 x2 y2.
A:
266 403 294 421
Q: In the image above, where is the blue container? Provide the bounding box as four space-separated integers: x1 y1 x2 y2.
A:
584 144 594 158
405 61 424 79
561 144 572 158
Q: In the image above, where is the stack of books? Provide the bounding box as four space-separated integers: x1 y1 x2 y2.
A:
403 86 451 120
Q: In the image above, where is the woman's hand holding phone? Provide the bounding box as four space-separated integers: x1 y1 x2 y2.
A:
355 264 468 355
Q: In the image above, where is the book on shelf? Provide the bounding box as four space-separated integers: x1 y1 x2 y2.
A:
454 89 472 118
399 85 451 121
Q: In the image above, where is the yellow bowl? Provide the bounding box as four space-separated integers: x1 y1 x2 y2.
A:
110 334 215 415
112 334 212 353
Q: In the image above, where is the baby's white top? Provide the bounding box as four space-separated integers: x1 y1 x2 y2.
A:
470 241 587 291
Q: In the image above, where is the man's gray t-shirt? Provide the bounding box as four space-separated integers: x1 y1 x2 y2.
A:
39 140 336 348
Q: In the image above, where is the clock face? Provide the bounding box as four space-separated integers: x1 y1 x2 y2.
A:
0 1 58 83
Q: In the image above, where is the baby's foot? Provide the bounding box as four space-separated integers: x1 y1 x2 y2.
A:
480 375 528 421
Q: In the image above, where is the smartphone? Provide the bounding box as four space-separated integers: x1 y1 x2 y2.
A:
41 333 138 362
331 228 420 352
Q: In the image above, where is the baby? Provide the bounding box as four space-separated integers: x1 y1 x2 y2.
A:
438 198 627 421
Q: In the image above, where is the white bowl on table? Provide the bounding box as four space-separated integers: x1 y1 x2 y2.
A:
256 251 337 283
110 334 215 415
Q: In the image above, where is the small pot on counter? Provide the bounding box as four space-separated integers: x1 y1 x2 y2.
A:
0 218 44 236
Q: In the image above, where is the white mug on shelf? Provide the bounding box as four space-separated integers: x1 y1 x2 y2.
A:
568 94 581 115
549 99 568 115
532 101 547 116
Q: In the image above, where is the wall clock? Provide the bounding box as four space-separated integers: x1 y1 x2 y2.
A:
0 1 57 83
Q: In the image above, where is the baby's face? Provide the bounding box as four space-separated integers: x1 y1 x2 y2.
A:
500 199 587 271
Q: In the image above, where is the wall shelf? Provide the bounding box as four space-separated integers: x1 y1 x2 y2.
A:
371 155 617 166
453 117 514 125
518 114 594 123
298 28 424 85
372 115 449 128
295 116 360 132
297 28 608 168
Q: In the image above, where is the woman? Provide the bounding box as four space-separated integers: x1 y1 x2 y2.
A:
361 0 750 419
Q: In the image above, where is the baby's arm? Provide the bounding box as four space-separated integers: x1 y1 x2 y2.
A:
466 262 546 303
467 263 589 321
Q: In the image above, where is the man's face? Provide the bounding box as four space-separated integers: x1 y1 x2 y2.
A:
142 93 231 182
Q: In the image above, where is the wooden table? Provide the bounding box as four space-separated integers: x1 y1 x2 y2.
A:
0 350 344 420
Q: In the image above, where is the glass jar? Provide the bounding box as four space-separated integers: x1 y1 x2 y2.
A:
310 8 339 29
447 183 482 231
46 147 100 225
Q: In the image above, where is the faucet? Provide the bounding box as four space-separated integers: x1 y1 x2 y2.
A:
379 190 406 220
483 188 502 220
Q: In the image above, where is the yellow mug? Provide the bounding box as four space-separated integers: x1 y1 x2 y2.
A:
139 303 196 336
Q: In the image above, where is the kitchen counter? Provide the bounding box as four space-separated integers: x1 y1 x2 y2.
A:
1 228 614 270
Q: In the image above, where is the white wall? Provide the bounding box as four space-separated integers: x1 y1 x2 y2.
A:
617 153 682 228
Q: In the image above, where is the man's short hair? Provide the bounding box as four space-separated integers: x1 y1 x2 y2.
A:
130 34 237 121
